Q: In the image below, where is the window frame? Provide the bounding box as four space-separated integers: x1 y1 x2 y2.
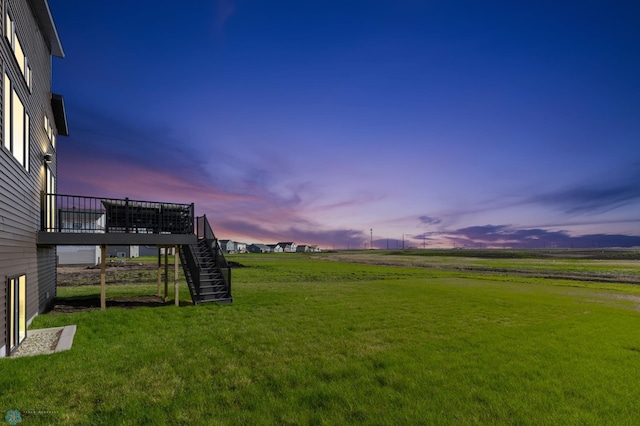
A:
7 274 27 354
3 72 30 171
44 164 56 230
4 3 32 91
44 111 55 149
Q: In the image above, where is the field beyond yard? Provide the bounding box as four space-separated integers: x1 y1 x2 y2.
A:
2 250 640 424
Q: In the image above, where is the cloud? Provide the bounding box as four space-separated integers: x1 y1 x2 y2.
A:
528 162 640 215
418 215 441 226
58 103 306 204
56 104 372 247
414 224 640 248
58 104 218 195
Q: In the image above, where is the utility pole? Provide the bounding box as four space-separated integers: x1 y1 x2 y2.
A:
370 228 373 250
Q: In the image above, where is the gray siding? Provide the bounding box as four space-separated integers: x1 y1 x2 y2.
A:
1 0 61 354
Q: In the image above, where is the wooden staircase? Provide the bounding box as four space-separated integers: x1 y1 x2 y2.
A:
179 216 232 304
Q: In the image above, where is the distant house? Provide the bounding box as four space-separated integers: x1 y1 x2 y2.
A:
296 245 321 253
57 246 100 266
139 245 174 256
247 244 272 253
106 245 140 258
272 244 285 252
235 242 247 253
277 242 297 253
269 244 284 253
219 240 247 254
220 240 235 253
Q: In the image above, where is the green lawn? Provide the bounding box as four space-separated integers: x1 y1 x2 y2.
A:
328 250 640 281
2 254 640 424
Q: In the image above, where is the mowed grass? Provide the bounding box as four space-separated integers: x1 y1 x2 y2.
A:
2 254 640 424
330 250 640 280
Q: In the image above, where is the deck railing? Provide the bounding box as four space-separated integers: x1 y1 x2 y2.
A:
41 193 194 235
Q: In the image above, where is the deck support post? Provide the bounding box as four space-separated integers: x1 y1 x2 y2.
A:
157 248 162 296
164 247 169 302
174 245 179 306
100 244 107 311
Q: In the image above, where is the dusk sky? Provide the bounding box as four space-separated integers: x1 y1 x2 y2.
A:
49 0 640 249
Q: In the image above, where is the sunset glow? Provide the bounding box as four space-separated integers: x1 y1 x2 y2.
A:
51 0 640 249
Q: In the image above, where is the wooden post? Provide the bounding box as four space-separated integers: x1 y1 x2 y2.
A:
164 247 169 302
157 247 162 297
100 244 106 311
174 246 179 306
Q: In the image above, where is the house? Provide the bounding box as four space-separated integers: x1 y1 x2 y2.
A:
219 239 235 254
105 245 139 258
277 242 297 253
269 244 284 253
219 240 248 254
57 246 100 266
1 0 69 357
139 245 173 257
296 245 321 253
1 1 233 357
247 244 272 253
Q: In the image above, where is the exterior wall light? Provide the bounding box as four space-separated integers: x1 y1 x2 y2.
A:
43 153 52 163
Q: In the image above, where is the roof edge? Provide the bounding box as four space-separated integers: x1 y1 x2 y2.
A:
28 0 64 58
51 93 69 136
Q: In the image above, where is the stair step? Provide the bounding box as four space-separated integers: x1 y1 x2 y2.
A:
200 280 224 286
199 287 229 295
201 282 225 287
200 272 224 278
200 289 227 294
199 288 228 295
181 229 232 305
198 295 233 304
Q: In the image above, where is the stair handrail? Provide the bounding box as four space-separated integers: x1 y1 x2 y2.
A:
181 244 201 298
197 215 229 269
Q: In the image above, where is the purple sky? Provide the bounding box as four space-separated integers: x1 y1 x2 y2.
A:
50 0 640 249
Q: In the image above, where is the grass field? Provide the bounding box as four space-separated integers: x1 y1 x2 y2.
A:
2 251 640 424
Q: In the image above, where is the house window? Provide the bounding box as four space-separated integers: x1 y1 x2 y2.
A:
44 112 55 148
4 5 32 91
3 73 30 170
7 274 27 353
44 165 56 230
